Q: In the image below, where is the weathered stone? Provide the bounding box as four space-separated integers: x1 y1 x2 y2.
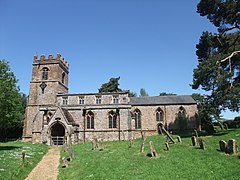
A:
177 136 181 143
21 151 25 162
199 138 205 150
165 142 170 151
140 131 146 153
62 157 68 168
191 136 197 146
219 140 227 153
149 141 157 157
227 139 238 154
129 138 134 148
194 129 198 138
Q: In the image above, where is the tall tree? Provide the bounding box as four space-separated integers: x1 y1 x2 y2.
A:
192 0 240 117
159 92 177 96
139 88 149 97
99 77 122 93
0 60 25 141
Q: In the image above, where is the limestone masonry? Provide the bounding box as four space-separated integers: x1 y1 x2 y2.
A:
22 54 199 145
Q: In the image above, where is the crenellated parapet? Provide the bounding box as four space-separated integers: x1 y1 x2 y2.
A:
33 53 69 67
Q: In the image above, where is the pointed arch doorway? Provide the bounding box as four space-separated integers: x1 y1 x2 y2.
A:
51 122 65 145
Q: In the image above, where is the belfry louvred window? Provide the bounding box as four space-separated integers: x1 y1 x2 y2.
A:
42 67 49 80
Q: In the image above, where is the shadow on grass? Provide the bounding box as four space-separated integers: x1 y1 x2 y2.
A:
0 146 21 151
213 132 228 136
146 153 152 158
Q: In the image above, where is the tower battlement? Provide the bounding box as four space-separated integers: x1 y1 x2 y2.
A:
33 53 69 67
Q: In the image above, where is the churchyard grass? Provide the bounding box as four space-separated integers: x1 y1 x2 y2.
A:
59 129 240 180
0 141 48 180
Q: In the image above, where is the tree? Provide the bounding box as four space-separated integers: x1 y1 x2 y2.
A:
192 0 240 117
0 60 25 141
98 77 138 98
191 93 216 134
139 88 149 97
99 77 122 93
159 92 177 96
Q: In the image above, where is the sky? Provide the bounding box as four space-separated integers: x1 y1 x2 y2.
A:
0 0 239 119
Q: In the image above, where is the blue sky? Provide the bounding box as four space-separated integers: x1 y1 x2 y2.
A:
0 0 238 119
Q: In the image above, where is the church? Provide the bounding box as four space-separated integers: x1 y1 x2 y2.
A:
22 54 199 145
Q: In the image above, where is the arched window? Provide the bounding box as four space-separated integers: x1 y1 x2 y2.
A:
108 111 117 128
42 67 49 80
156 108 164 122
62 72 65 84
178 106 186 117
134 109 141 129
86 111 94 129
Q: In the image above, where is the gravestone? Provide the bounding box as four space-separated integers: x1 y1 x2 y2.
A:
199 138 205 150
92 138 98 150
227 139 238 154
62 157 68 168
194 129 198 138
129 138 134 148
191 136 197 146
219 140 227 153
140 131 146 153
165 142 170 151
21 151 25 162
177 136 182 143
149 141 157 157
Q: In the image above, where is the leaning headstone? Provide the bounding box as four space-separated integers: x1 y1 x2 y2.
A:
218 121 224 130
165 142 170 151
177 136 182 143
149 141 157 157
191 136 197 146
199 138 205 150
194 129 198 138
140 131 146 153
227 139 238 154
219 140 227 153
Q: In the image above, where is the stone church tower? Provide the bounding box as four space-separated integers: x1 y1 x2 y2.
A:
22 54 69 143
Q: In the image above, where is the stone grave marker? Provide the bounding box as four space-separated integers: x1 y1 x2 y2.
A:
227 139 238 154
191 136 197 146
219 140 227 153
149 141 157 157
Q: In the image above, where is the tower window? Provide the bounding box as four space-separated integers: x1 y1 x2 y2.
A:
113 95 119 104
42 67 49 80
79 96 85 105
62 97 68 105
62 72 65 84
96 96 101 104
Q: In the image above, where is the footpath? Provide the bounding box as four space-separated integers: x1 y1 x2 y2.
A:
25 147 60 180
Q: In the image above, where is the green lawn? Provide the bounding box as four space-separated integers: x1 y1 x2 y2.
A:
59 129 240 180
0 141 48 180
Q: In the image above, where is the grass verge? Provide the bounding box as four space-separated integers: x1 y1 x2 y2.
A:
0 140 48 180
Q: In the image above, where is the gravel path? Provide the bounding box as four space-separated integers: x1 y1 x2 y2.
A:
25 147 60 180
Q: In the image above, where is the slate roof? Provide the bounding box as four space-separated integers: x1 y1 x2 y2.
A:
130 95 196 105
61 108 78 126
